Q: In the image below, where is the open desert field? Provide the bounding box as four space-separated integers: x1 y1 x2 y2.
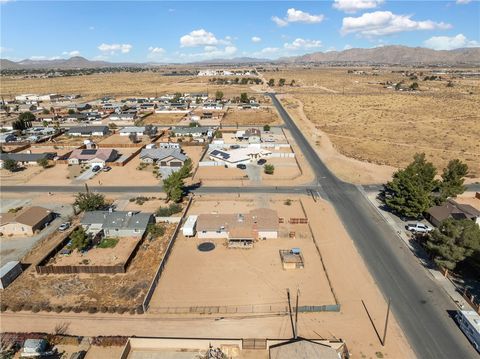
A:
265 68 480 181
140 112 186 125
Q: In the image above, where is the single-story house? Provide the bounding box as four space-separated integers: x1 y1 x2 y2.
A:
0 206 55 236
203 102 223 110
0 152 56 168
68 148 118 166
235 128 261 143
35 113 58 122
171 126 214 138
119 126 157 137
139 103 156 110
67 125 110 137
139 148 187 167
64 113 88 122
109 112 137 121
427 199 480 227
158 142 180 149
209 147 271 167
84 112 102 121
196 208 279 248
81 210 154 237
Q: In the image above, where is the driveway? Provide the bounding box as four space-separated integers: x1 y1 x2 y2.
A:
246 164 261 184
74 168 98 181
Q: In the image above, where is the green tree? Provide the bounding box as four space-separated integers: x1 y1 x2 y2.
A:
215 130 223 138
426 218 480 270
410 82 419 91
290 80 296 86
36 158 50 169
178 158 192 179
172 92 182 102
240 93 249 103
215 90 224 100
69 227 90 251
19 111 35 122
240 78 248 85
382 153 437 218
68 109 76 115
268 79 275 87
264 164 275 175
163 160 192 202
279 78 286 86
3 158 18 172
74 192 106 212
263 124 271 131
438 159 468 203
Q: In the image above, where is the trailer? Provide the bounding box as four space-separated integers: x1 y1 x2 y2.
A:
456 310 480 352
182 215 198 237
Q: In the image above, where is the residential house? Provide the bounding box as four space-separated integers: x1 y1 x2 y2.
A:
427 199 480 227
18 104 37 113
196 208 279 248
0 152 56 168
35 113 58 122
119 126 157 137
81 210 154 238
203 102 223 110
0 206 55 236
109 112 137 121
158 142 180 149
209 147 271 167
67 125 110 137
139 103 156 111
67 148 118 166
84 112 102 121
64 113 89 122
171 126 214 138
235 128 261 144
139 148 187 168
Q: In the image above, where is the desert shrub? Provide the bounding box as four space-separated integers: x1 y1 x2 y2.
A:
63 306 72 313
1 304 9 312
88 307 98 314
284 199 292 206
108 307 116 314
136 306 144 315
32 306 40 313
23 304 33 311
100 306 108 313
10 304 23 312
147 224 165 238
53 306 63 313
44 306 52 313
156 203 182 217
129 308 136 315
72 307 82 313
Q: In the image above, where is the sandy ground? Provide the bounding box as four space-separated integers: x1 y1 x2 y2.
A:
222 107 282 126
142 113 187 126
280 94 396 184
1 166 45 184
88 157 160 186
0 194 414 359
51 237 141 266
455 192 480 211
98 133 152 146
182 145 205 168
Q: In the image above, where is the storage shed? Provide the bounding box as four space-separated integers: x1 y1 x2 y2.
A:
0 261 22 289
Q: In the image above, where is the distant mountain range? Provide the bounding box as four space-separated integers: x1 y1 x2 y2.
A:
1 46 479 70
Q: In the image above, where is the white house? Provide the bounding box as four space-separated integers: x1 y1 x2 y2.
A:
209 147 271 167
119 126 157 137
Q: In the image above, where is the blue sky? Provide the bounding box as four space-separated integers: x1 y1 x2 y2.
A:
1 1 479 63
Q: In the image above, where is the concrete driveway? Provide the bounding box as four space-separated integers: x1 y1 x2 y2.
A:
246 164 261 184
74 167 98 181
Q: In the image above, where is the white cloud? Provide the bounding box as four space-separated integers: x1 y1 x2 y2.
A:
251 36 262 43
259 47 280 55
62 50 80 57
344 44 353 50
423 34 479 50
456 0 471 4
272 8 324 27
341 11 452 37
89 26 95 31
148 46 165 54
98 43 132 54
29 56 61 60
284 38 322 50
333 0 384 13
180 29 229 47
179 45 237 60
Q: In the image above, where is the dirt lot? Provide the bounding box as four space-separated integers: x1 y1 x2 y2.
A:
97 133 153 146
264 68 480 182
149 199 336 309
89 157 160 186
1 224 176 309
50 135 105 147
222 107 282 126
141 113 186 125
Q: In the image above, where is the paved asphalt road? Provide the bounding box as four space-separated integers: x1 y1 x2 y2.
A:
268 93 477 358
1 96 477 358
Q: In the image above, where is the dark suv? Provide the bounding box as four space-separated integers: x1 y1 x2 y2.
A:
236 164 247 170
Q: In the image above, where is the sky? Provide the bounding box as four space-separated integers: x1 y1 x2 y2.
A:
0 0 479 63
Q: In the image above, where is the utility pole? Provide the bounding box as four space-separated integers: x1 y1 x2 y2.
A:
382 298 391 346
286 289 295 338
294 289 300 339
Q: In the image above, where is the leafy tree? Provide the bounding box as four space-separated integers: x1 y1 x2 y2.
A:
215 130 222 138
68 109 76 115
163 160 192 202
147 223 166 238
437 159 468 203
215 90 224 100
382 153 437 218
19 111 35 122
279 78 286 86
74 192 106 212
3 158 18 172
426 219 480 270
446 81 454 88
240 93 249 103
410 82 419 91
42 108 50 114
178 158 192 179
264 164 275 175
69 227 90 251
189 121 199 127
42 120 48 127
263 124 271 131
240 78 248 85
268 79 275 87
108 123 118 129
36 158 50 168
172 92 182 102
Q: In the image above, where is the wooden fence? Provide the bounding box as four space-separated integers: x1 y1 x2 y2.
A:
288 218 308 224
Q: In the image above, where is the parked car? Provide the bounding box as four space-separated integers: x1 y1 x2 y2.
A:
236 164 247 170
92 165 101 172
58 222 70 231
406 223 433 233
257 159 267 165
102 166 112 172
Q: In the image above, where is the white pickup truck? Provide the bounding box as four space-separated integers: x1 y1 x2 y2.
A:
406 223 433 233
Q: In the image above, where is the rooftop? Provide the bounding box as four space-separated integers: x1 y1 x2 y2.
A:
81 211 152 230
0 206 52 227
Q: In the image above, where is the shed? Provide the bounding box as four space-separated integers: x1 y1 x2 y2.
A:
183 215 198 237
0 261 22 289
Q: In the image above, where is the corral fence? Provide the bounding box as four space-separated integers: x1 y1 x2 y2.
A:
142 196 193 313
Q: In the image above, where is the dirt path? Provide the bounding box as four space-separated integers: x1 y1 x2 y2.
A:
279 95 397 184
